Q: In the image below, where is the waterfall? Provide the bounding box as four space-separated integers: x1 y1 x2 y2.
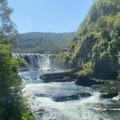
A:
12 53 51 69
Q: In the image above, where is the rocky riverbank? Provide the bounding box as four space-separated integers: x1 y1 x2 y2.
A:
39 70 120 100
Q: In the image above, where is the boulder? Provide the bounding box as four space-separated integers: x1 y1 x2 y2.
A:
75 76 99 87
100 93 118 98
35 93 49 97
40 71 75 82
51 92 91 102
90 72 118 80
52 94 79 102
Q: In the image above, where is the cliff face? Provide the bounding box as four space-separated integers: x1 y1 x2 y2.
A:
59 0 120 78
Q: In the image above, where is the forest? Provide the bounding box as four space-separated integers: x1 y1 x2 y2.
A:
58 0 120 79
13 32 75 53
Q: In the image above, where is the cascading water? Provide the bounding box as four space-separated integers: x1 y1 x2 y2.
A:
13 53 120 120
20 70 120 120
12 53 51 69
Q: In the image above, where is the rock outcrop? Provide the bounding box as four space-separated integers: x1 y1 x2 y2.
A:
52 92 91 102
75 76 104 87
40 71 75 82
100 93 118 99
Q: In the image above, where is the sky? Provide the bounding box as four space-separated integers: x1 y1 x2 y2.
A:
9 0 94 33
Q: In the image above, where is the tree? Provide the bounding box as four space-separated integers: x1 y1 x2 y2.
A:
0 0 34 119
0 0 18 44
0 45 35 120
58 0 120 79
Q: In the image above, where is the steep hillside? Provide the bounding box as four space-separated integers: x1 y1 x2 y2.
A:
58 0 120 79
13 32 75 53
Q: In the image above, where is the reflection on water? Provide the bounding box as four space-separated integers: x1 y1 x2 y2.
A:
19 70 120 120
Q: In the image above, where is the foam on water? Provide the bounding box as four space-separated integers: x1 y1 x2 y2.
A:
18 69 120 120
23 82 114 120
12 53 51 69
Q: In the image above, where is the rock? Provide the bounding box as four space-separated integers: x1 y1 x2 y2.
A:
75 76 99 87
33 108 45 117
52 94 79 102
51 92 91 102
100 93 118 98
75 76 105 87
90 72 118 80
35 93 49 97
40 71 75 82
78 92 91 97
46 68 56 71
90 103 120 111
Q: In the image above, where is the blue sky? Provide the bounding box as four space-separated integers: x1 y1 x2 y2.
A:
9 0 94 33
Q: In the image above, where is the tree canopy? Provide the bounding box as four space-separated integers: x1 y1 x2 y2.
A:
13 32 75 53
0 0 18 44
58 0 120 79
0 0 34 119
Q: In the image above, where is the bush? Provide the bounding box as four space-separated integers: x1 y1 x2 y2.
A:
76 62 94 76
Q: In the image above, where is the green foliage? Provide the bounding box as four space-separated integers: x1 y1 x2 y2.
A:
57 52 71 68
13 32 75 54
0 0 34 119
22 112 35 120
0 44 33 120
59 0 120 78
118 52 120 64
76 62 94 76
0 0 18 44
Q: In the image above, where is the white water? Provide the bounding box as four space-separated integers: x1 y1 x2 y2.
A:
20 70 120 120
12 53 51 69
14 53 120 120
23 82 112 120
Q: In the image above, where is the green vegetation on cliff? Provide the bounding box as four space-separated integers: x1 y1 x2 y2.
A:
58 0 120 78
13 32 75 53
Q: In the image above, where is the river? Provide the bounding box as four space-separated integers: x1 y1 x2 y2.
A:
18 70 120 120
13 53 120 120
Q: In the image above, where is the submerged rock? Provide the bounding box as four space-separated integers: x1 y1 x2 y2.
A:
100 93 118 98
35 93 49 97
52 94 79 102
51 92 91 102
90 102 120 111
33 108 45 118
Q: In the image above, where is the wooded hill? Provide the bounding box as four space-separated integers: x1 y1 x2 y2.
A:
58 0 120 79
13 32 75 53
